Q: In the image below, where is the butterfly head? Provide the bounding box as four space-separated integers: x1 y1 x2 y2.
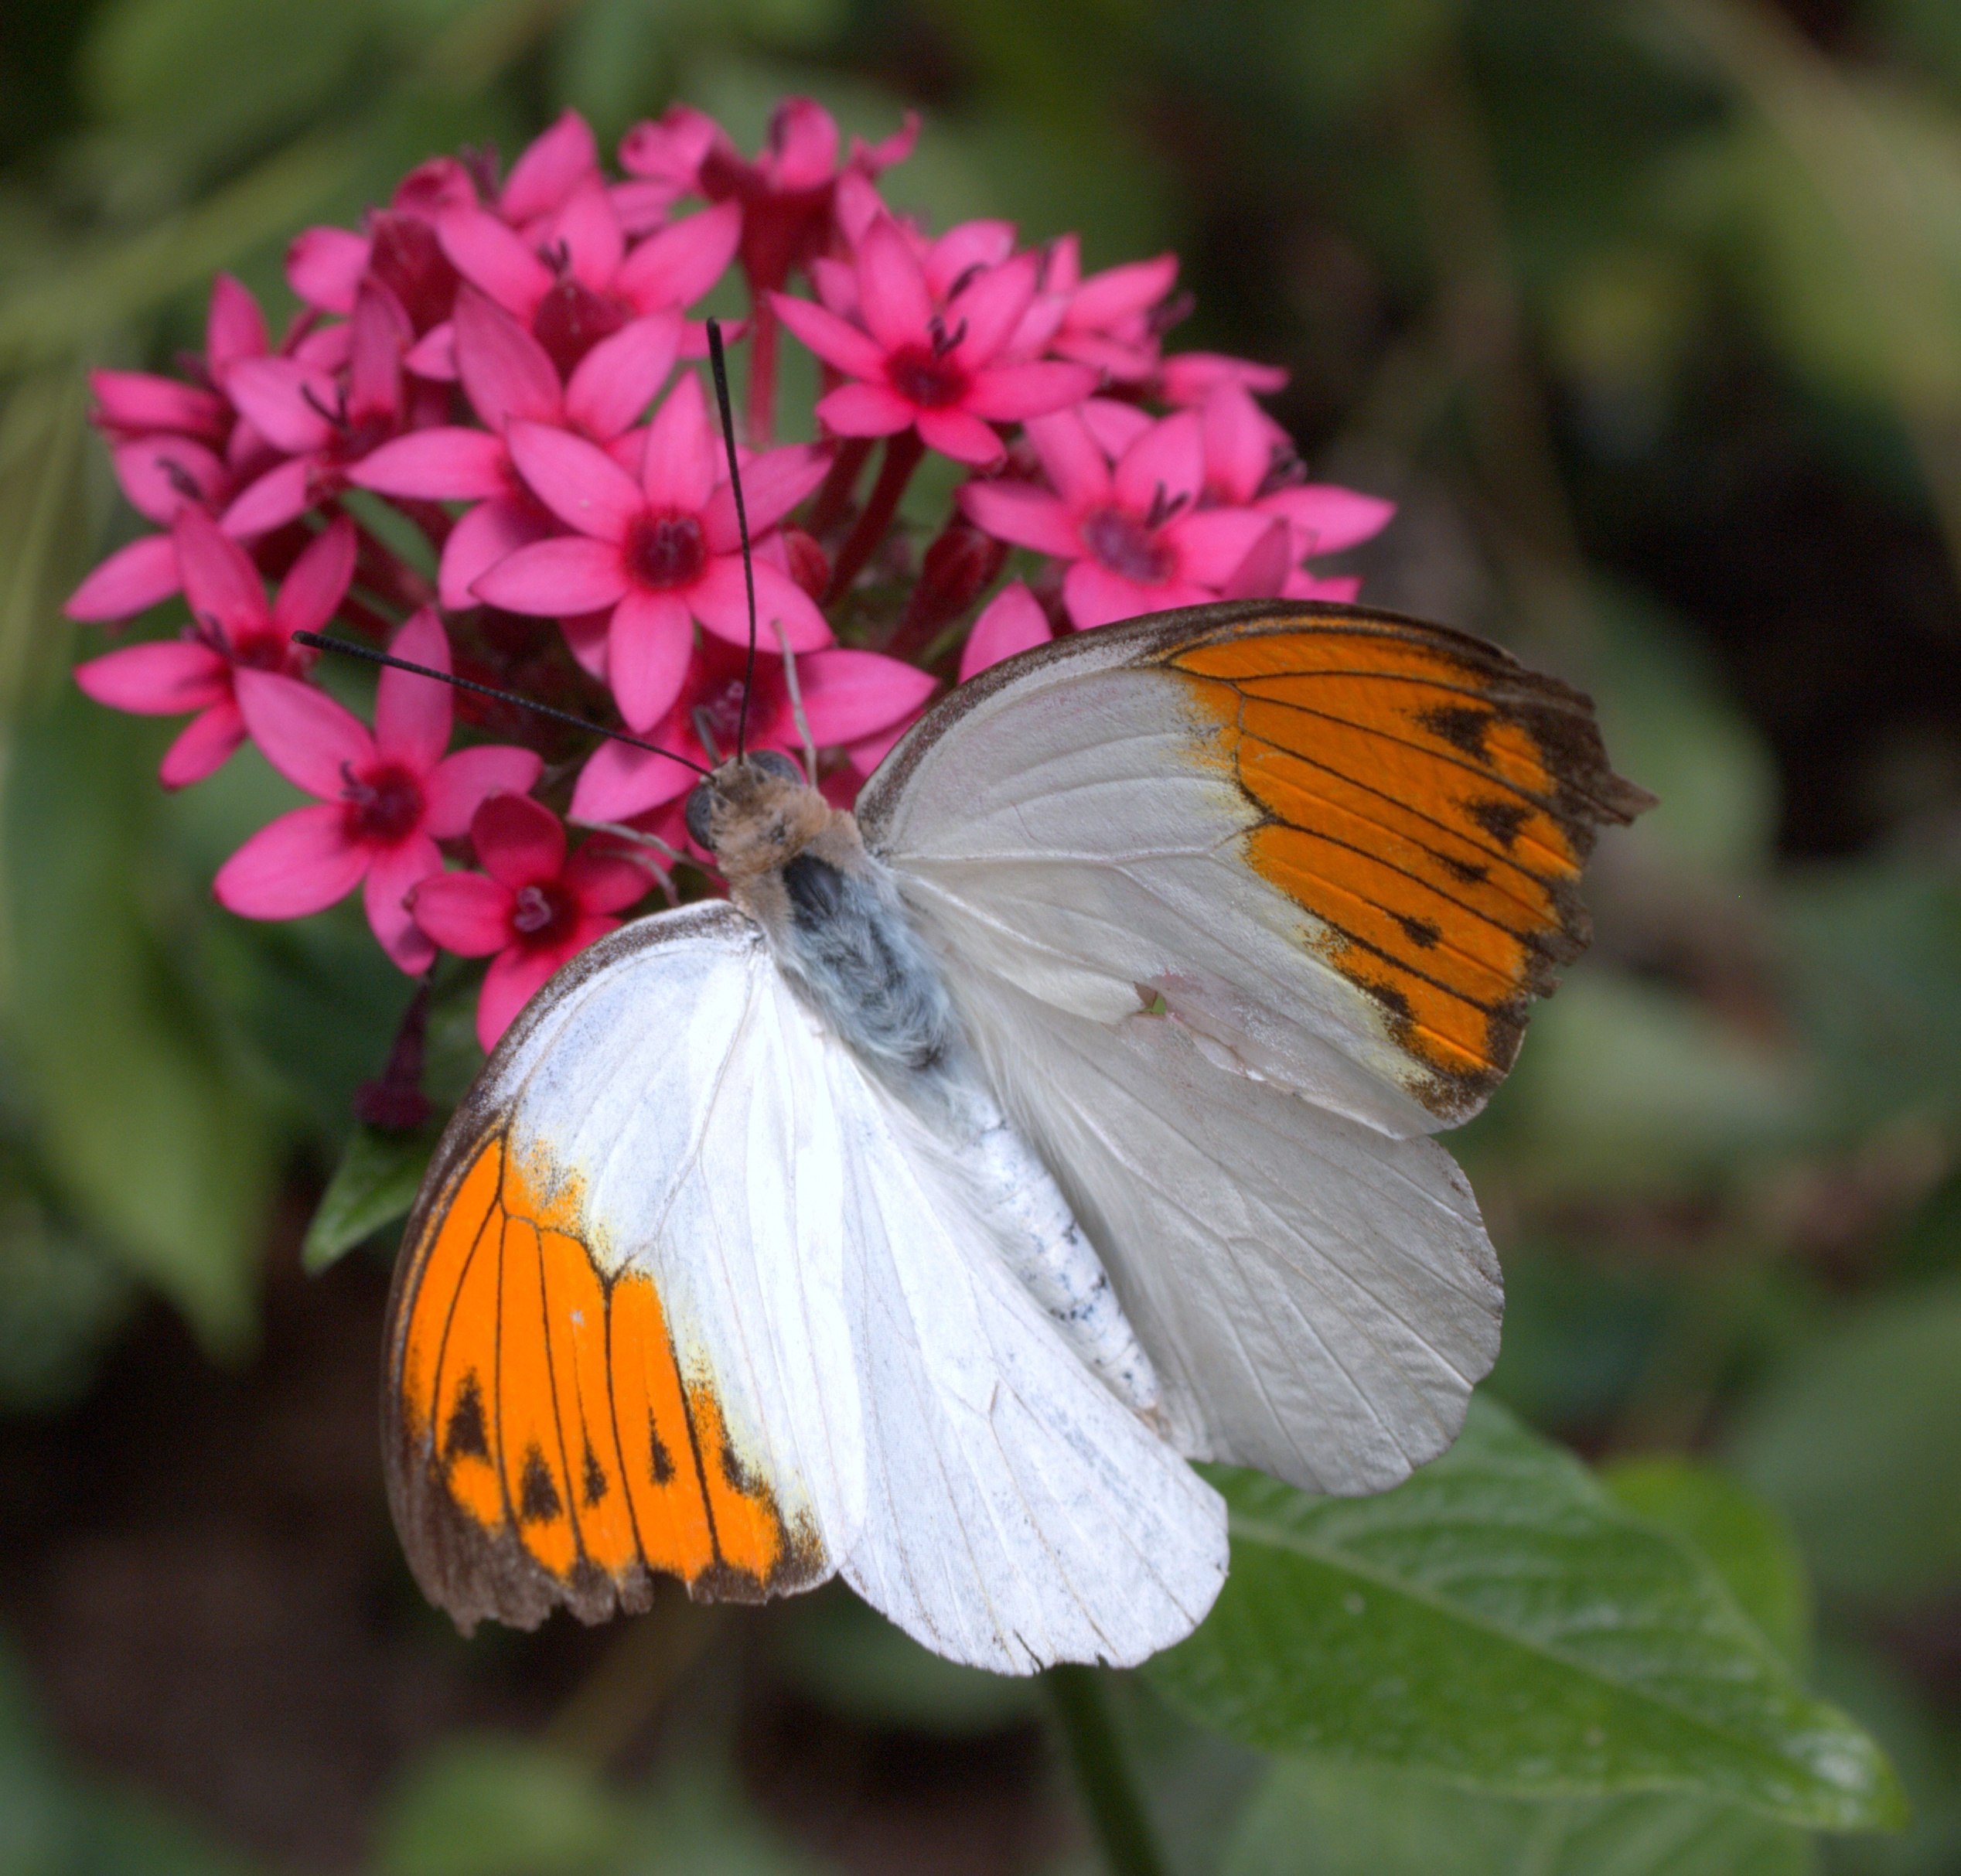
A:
685 750 832 885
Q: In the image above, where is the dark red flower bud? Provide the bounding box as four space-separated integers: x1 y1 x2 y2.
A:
900 519 1009 637
782 527 830 602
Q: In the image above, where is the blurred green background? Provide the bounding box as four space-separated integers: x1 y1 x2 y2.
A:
4 0 1961 1870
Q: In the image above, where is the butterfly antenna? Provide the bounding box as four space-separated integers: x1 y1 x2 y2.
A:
705 319 759 761
293 633 711 776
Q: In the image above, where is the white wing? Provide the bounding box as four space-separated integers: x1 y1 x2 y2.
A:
387 900 1224 1670
859 602 1646 1494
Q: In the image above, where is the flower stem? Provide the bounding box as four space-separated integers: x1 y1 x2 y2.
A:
745 292 778 449
808 435 875 537
825 429 924 602
1043 1666 1171 1876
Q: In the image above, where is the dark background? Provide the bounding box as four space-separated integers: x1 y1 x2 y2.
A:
3 0 1961 1871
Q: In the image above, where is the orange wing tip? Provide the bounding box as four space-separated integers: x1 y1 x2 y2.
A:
1163 610 1652 1119
386 1124 829 1635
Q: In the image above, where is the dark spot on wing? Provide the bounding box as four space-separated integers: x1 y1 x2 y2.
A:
1439 854 1489 884
1468 798 1531 848
1419 704 1493 760
648 1415 674 1485
518 1445 561 1523
720 1431 765 1501
444 1372 490 1462
582 1444 608 1507
1395 914 1441 949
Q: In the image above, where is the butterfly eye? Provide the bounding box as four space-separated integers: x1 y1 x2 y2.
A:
684 781 716 851
747 749 802 783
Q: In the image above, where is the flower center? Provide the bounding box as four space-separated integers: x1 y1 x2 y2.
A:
230 627 288 673
885 343 967 410
1080 506 1175 585
341 761 424 845
510 881 573 942
532 278 628 375
626 511 708 590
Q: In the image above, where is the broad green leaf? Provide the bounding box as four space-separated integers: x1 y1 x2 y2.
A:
1603 1458 1812 1667
1731 1275 1961 1609
377 1736 629 1876
1223 1761 1815 1876
302 1124 438 1274
613 1761 831 1876
1148 1400 1901 1830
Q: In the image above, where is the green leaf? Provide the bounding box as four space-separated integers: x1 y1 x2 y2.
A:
1602 1458 1812 1668
1223 1761 1816 1876
1147 1400 1902 1830
1730 1274 1961 1611
302 1124 438 1274
613 1760 831 1876
377 1737 629 1876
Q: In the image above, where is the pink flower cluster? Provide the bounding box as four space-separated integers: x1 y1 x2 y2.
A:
68 100 1392 1063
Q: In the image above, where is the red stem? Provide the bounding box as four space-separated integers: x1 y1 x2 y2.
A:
745 292 778 449
825 431 924 602
808 436 874 538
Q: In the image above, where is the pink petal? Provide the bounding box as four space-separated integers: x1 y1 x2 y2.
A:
75 638 229 715
90 370 227 442
500 110 599 224
1165 506 1274 585
438 208 553 318
691 558 830 653
1070 254 1178 329
915 408 1005 466
506 421 643 542
637 373 717 512
771 292 888 381
566 312 680 441
959 582 1052 681
962 360 1096 424
438 498 554 612
472 790 565 889
608 589 694 732
563 844 650 914
159 698 247 787
176 507 270 639
769 98 841 189
374 609 453 772
477 945 566 1051
1062 561 1206 629
423 745 545 839
793 648 936 745
1284 572 1362 602
473 536 628 615
114 438 225 525
855 219 934 352
814 380 913 438
286 227 368 314
924 220 1018 301
271 517 357 640
222 359 336 455
1158 351 1288 404
561 608 611 678
701 442 829 553
347 282 410 426
404 322 458 380
568 735 695 821
411 869 514 957
1221 518 1294 599
350 428 510 501
1024 409 1112 508
234 668 373 799
1114 411 1203 514
1260 484 1397 557
616 202 742 312
365 833 442 973
218 460 313 537
957 482 1082 558
1080 397 1154 459
947 252 1038 367
1200 382 1272 505
551 179 626 292
214 802 370 919
455 286 564 431
853 110 919 176
65 534 181 621
844 721 909 779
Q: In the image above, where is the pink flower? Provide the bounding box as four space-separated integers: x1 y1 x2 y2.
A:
287 157 477 323
1017 235 1180 382
472 374 830 732
570 632 935 824
959 580 1054 682
74 510 355 787
411 791 650 1050
350 286 680 609
771 220 1096 467
213 609 542 970
435 186 740 378
959 406 1274 626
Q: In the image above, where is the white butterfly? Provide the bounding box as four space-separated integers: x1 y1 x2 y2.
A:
384 599 1649 1673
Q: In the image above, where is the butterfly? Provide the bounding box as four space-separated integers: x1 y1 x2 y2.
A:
382 595 1651 1673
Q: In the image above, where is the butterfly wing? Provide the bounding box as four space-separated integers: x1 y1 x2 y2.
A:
385 899 1223 1667
858 599 1650 1492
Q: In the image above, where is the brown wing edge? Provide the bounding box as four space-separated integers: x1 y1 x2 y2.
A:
857 599 1655 1125
381 902 830 1634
